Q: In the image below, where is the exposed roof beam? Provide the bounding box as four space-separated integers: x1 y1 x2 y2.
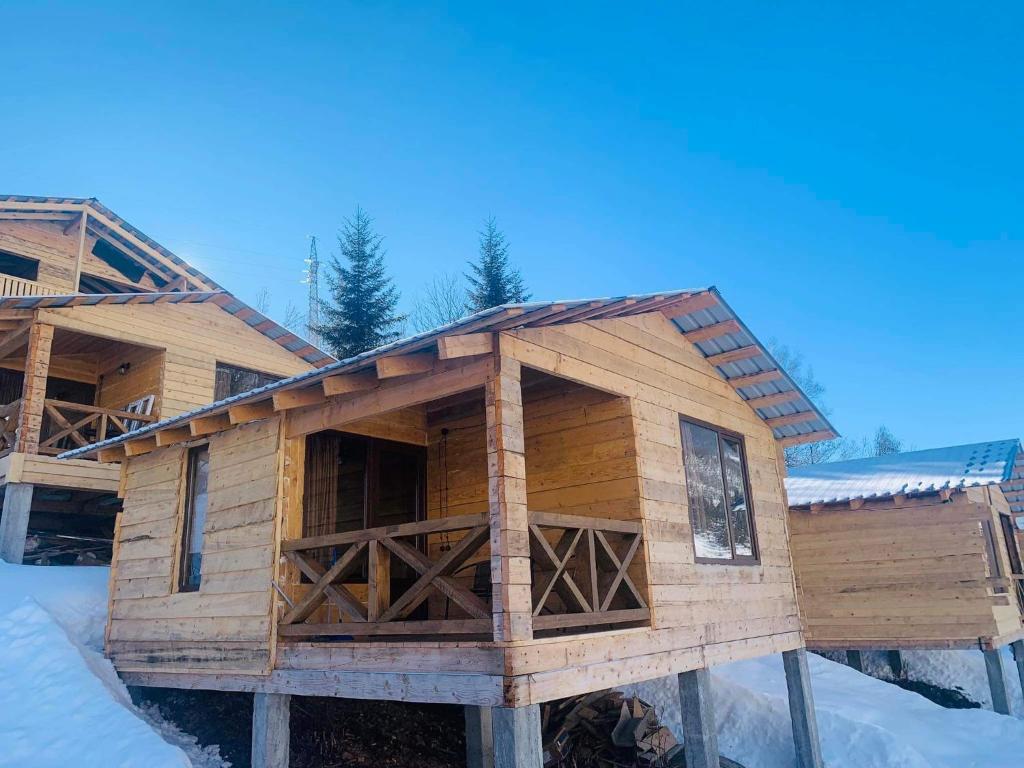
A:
705 345 761 366
778 429 836 448
764 412 818 429
97 446 126 463
155 427 192 446
745 390 802 410
376 351 436 379
322 371 379 397
0 323 33 361
189 412 232 437
0 212 78 222
683 319 740 343
123 436 157 456
273 386 326 411
727 369 783 389
437 333 494 360
659 291 718 318
228 400 276 424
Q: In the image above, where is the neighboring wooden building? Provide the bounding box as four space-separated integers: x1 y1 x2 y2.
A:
0 196 331 564
786 440 1024 713
65 289 835 768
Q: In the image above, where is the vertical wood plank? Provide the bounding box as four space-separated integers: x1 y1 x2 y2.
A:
251 692 291 768
678 668 719 768
465 705 495 768
492 705 541 768
782 649 824 768
367 540 391 621
486 353 532 642
984 648 1011 715
0 482 34 563
16 322 53 454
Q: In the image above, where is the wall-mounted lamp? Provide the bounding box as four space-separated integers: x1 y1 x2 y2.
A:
117 362 131 376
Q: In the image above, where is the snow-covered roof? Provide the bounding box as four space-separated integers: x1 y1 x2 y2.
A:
59 287 838 459
785 439 1022 508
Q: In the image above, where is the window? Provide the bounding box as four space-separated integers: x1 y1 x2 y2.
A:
680 417 757 564
0 250 40 281
177 445 210 592
214 363 281 400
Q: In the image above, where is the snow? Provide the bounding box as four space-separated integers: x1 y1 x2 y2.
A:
0 562 228 768
901 648 1024 713
625 652 1024 768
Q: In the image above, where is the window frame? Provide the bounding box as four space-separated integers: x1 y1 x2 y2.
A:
176 443 211 593
679 415 760 566
214 362 282 401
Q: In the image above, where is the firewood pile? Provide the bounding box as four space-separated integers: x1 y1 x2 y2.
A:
541 690 744 768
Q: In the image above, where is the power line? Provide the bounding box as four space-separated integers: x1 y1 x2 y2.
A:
302 236 322 347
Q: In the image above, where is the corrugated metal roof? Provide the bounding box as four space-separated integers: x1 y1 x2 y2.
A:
786 439 1023 508
0 291 334 367
59 287 838 459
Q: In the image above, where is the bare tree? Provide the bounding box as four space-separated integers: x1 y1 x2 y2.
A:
872 425 903 456
409 272 469 333
282 301 306 338
254 286 272 315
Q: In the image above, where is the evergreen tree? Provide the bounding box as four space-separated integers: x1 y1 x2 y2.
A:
465 217 529 312
314 208 405 359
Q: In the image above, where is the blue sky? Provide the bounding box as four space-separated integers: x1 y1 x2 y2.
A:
1 3 1021 450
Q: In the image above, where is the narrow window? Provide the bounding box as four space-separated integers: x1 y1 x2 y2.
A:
680 417 758 564
214 362 281 400
178 445 210 592
0 250 40 280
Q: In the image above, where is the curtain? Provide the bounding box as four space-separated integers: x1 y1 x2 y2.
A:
303 433 341 539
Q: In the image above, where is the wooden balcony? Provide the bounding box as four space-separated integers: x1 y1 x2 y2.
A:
277 511 648 641
0 398 157 457
0 275 64 297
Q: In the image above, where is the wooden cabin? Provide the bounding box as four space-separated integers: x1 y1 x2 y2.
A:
786 440 1024 713
65 289 835 768
0 196 331 564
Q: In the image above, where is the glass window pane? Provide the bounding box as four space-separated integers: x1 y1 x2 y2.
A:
682 421 731 559
180 446 210 591
722 438 753 557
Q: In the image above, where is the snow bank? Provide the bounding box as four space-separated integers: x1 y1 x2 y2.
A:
900 648 1024 714
625 652 1024 768
0 563 228 768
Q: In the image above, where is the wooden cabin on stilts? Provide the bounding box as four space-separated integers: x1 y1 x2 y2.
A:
786 441 1024 714
0 196 331 566
63 288 837 768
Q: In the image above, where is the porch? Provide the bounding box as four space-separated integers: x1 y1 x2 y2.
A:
275 366 651 644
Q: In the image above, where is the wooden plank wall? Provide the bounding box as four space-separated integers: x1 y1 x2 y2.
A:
38 303 311 418
0 220 156 292
108 417 283 674
97 345 165 414
789 494 1005 649
501 313 803 671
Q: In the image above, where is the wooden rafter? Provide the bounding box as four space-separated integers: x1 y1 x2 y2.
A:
705 345 761 366
684 319 741 343
376 351 436 379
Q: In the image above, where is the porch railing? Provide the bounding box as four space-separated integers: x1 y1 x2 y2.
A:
0 275 63 297
37 399 158 455
277 510 648 640
0 399 21 453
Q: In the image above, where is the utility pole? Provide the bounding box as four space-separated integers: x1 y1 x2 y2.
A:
302 236 321 346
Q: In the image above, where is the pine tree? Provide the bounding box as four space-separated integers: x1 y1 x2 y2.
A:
465 217 529 312
314 208 405 359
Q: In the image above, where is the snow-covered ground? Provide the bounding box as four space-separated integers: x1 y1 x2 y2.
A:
0 562 228 768
626 651 1024 768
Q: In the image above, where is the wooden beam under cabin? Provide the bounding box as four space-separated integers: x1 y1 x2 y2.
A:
123 436 157 457
727 369 783 389
849 498 866 510
683 319 741 343
189 412 232 437
155 427 193 446
375 351 436 379
322 371 378 397
436 333 494 360
228 400 276 424
272 387 325 411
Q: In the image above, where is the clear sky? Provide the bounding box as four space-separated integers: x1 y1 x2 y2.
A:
2 3 1021 450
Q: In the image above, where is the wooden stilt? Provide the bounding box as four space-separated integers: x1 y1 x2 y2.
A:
678 668 719 768
1011 641 1024 708
0 483 34 563
465 705 494 768
846 649 864 673
251 692 291 768
783 649 825 768
492 704 541 768
887 650 904 679
984 649 1011 715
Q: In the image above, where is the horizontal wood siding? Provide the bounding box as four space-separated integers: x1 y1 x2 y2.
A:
108 417 283 674
789 494 1010 649
502 312 802 672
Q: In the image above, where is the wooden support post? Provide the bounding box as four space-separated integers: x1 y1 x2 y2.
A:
492 704 541 768
465 705 494 768
984 649 1011 715
1011 641 1024 708
251 692 291 768
783 649 825 768
367 540 391 621
887 650 904 680
0 483 34 563
485 354 532 642
72 210 88 292
846 649 864 673
677 668 719 768
16 323 53 455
